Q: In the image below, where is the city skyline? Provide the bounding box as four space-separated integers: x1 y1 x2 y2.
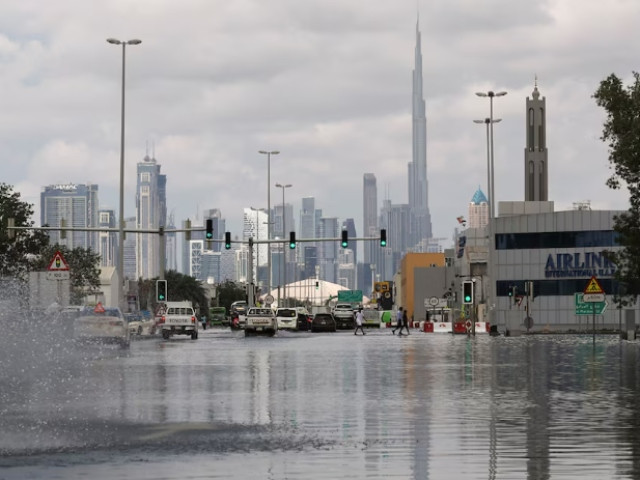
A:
5 1 636 248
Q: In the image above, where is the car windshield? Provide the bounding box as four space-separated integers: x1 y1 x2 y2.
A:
276 309 296 317
81 307 121 317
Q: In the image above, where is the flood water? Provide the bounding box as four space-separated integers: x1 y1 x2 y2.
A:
2 326 640 479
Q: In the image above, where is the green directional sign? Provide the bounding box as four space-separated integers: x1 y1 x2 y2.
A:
574 293 607 315
337 290 363 303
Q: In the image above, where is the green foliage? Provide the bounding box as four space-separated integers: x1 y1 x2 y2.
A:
217 280 247 312
0 183 49 278
30 244 101 304
594 72 640 304
141 271 208 314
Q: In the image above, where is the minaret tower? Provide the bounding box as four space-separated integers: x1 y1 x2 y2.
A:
524 77 548 201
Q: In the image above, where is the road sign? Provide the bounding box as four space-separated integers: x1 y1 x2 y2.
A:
47 250 70 271
583 276 605 295
46 270 70 281
574 293 607 315
338 290 363 303
583 293 605 303
264 294 274 305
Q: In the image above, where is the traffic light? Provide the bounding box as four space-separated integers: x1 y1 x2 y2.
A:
341 230 348 248
205 219 213 240
185 218 191 241
224 232 231 249
289 231 296 249
380 229 387 247
462 281 473 304
156 279 167 302
315 281 319 290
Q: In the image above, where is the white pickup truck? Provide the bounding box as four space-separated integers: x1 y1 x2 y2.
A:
244 307 277 337
158 301 199 340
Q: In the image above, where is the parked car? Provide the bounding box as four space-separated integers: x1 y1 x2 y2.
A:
311 313 337 333
73 303 130 348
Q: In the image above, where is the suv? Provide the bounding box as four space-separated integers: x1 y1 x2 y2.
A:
275 307 298 331
158 301 198 340
332 303 355 329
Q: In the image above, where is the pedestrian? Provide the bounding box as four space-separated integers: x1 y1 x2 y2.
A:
392 307 403 335
354 309 365 335
401 309 410 335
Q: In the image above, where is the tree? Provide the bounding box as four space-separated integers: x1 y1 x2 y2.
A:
139 271 208 314
0 183 49 279
593 72 640 304
29 244 101 304
217 280 247 313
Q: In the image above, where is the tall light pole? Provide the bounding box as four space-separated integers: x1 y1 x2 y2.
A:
259 150 279 297
476 89 506 325
473 118 502 221
108 37 141 311
475 90 507 219
474 117 501 309
276 183 292 307
250 207 261 288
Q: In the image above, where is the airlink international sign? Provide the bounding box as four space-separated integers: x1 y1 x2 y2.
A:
544 252 616 278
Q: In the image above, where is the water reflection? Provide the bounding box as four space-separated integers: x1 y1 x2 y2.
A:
3 331 640 479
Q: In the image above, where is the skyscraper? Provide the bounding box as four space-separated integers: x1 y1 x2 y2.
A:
362 174 377 265
41 183 99 250
408 21 433 249
525 80 548 201
468 187 489 228
135 154 166 279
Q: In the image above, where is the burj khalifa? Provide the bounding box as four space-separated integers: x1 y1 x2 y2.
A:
408 20 433 248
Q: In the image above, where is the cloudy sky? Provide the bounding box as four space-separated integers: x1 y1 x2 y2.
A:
2 0 638 246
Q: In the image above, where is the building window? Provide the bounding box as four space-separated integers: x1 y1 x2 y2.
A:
141 172 150 183
496 230 618 250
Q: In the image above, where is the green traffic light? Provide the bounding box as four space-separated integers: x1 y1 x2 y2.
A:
380 240 387 247
464 295 471 302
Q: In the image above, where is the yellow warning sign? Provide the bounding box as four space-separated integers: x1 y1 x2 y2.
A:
583 276 605 295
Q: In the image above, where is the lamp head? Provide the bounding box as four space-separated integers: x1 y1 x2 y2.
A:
107 38 121 45
127 39 142 45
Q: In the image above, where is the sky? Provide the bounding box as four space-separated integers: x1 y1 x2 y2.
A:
2 0 639 247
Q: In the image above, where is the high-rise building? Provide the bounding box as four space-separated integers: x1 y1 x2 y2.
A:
299 197 316 262
408 21 433 249
135 154 166 279
40 183 99 250
380 200 411 279
318 217 338 283
98 209 117 267
525 80 549 201
468 187 489 228
363 174 377 265
244 207 268 285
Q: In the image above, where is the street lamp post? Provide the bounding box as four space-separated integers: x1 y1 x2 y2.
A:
475 91 507 219
259 150 279 297
473 118 502 220
107 37 141 311
476 90 506 325
250 207 261 288
276 183 292 307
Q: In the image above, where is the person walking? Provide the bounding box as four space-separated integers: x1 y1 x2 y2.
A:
401 308 410 335
392 307 404 335
354 308 365 335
